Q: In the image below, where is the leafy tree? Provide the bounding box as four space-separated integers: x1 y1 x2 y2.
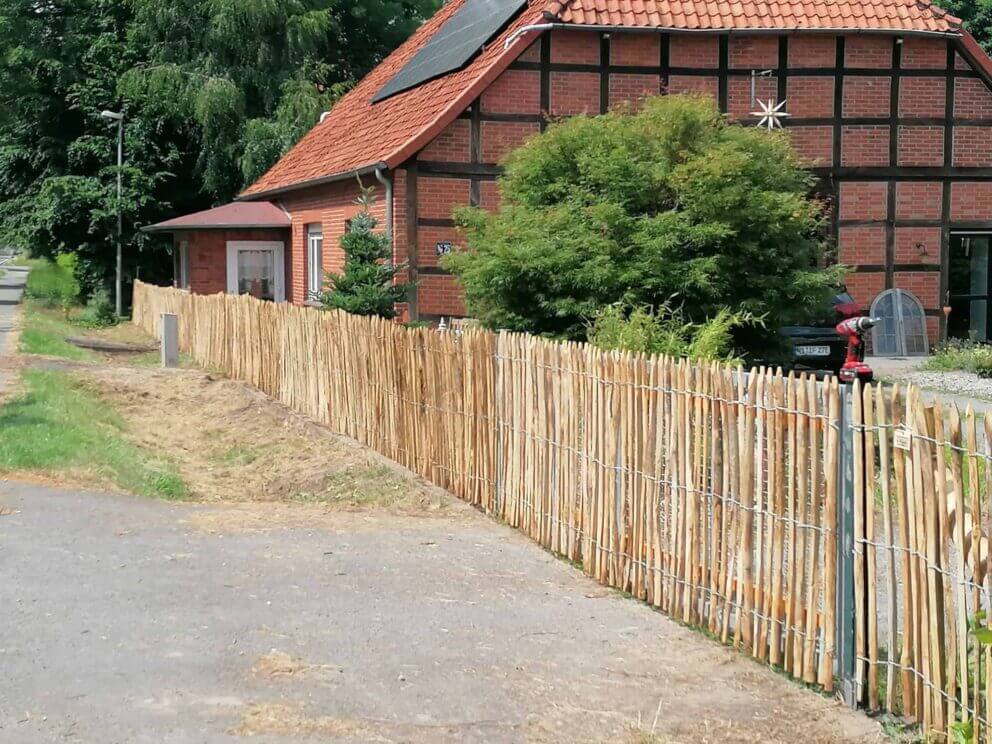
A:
0 0 439 297
319 187 409 318
0 0 169 294
121 0 439 196
443 95 843 354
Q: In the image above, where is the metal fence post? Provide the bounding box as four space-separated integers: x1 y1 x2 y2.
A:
837 382 858 707
494 331 504 516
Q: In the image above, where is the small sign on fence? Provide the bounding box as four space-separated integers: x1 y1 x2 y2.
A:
892 427 911 451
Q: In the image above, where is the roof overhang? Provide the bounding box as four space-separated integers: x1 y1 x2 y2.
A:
237 162 387 202
143 223 292 233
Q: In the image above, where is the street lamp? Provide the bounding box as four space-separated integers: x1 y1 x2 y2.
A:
101 109 124 316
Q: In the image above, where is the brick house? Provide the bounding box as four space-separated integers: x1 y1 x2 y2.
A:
146 0 992 350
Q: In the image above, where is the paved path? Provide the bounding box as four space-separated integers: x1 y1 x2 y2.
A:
0 264 26 355
0 483 882 744
868 355 992 415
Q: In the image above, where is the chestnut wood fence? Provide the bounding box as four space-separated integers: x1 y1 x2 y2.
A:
133 281 992 740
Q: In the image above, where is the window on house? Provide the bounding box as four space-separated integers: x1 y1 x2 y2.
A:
307 224 323 299
175 240 190 290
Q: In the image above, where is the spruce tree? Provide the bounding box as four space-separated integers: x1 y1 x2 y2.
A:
319 187 409 318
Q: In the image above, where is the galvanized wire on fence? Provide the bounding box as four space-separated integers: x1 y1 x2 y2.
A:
851 381 992 739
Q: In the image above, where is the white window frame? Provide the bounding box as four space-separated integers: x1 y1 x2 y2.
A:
869 288 930 357
176 240 190 290
225 240 285 302
306 224 323 300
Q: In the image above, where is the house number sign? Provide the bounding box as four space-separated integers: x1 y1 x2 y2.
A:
435 241 452 256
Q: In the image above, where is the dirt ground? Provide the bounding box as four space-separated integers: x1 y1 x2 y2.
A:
83 363 451 513
0 324 888 743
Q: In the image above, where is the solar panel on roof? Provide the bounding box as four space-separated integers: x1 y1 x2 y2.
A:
372 0 527 103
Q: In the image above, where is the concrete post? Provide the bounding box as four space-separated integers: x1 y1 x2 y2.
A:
161 313 178 368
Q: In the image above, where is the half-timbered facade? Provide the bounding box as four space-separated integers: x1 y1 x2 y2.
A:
147 0 992 348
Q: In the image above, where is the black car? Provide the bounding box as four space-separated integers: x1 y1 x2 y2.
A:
779 291 861 376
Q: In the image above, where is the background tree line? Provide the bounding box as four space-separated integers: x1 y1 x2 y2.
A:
0 0 438 295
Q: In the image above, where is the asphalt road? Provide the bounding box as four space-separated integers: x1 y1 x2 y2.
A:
0 264 27 354
0 482 882 744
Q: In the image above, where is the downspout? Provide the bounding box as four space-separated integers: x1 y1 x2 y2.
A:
373 166 393 242
373 164 412 317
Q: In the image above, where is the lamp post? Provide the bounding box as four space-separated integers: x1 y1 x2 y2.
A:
101 109 124 316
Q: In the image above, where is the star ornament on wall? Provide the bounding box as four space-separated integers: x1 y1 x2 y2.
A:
750 99 790 130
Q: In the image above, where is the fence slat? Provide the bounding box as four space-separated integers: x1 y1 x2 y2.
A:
132 282 872 729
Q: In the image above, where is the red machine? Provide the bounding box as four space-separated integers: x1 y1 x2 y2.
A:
835 316 879 384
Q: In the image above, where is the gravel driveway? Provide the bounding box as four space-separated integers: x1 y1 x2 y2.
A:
0 481 882 744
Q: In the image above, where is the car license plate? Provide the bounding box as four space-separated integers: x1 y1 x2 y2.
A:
796 345 830 357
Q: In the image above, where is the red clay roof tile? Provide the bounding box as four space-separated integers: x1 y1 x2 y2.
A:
549 0 960 31
144 201 291 231
241 0 965 199
241 0 548 198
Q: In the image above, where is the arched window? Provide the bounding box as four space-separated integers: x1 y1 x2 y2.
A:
870 289 929 357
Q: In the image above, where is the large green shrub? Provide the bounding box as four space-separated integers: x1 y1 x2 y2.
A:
443 95 844 355
588 303 760 363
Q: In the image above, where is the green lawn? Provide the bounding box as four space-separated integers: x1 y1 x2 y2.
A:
0 369 188 499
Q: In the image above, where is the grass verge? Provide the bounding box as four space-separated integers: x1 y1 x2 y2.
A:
18 298 165 363
0 368 188 499
19 300 98 360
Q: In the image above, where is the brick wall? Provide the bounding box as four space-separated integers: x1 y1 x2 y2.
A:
787 77 834 118
277 179 385 304
481 121 540 164
894 182 943 221
481 69 540 114
844 35 892 68
842 76 890 117
788 35 836 67
899 77 945 117
897 126 944 166
841 126 889 166
418 120 470 162
670 35 718 67
183 228 289 296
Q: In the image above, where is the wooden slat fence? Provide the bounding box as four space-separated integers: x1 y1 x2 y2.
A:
853 381 992 740
133 282 843 695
